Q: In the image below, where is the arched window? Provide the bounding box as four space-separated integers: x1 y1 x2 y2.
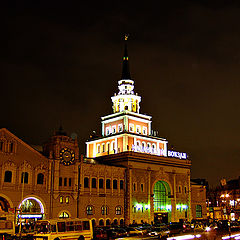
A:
60 196 63 203
99 179 104 189
66 196 70 204
120 219 124 226
86 206 93 215
152 143 156 153
59 211 69 218
92 178 97 188
196 205 202 218
10 143 14 152
116 206 122 215
37 173 44 184
0 142 3 151
113 219 118 225
102 144 105 152
120 180 124 190
21 172 28 184
112 141 115 151
97 144 100 153
106 219 111 226
179 186 182 193
106 179 111 189
4 171 12 183
64 178 67 186
84 177 89 188
107 142 110 152
113 179 118 189
99 219 104 226
184 186 187 194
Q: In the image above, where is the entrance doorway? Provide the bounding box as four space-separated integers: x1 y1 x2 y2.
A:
154 213 168 224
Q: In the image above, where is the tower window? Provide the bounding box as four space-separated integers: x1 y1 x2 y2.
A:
133 183 136 192
116 206 122 215
10 143 14 152
0 142 3 151
59 177 62 186
102 144 105 152
4 171 12 183
66 196 70 204
69 178 72 187
179 186 182 193
141 183 144 192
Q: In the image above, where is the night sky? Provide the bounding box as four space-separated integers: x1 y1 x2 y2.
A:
1 0 240 186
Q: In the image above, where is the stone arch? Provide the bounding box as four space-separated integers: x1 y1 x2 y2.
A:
0 194 13 211
153 180 172 212
18 195 46 214
152 178 173 196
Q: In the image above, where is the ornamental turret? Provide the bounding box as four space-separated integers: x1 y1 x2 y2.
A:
111 36 141 113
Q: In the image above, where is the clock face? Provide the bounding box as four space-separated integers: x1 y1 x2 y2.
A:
60 148 75 166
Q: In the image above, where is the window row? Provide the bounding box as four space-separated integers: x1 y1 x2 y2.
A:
97 141 115 154
133 182 145 192
60 196 70 204
129 124 147 135
84 177 124 190
178 185 188 194
0 141 15 153
59 177 72 187
105 124 123 135
4 171 44 184
86 205 122 215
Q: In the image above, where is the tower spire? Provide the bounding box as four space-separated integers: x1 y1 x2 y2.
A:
121 34 131 80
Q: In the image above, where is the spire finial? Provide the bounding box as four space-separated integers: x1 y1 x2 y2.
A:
121 34 131 79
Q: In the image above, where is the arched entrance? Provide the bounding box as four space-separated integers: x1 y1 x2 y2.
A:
18 197 45 223
153 181 172 224
0 196 11 212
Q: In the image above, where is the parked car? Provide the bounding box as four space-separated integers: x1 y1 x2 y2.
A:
148 227 170 239
168 222 185 235
112 228 128 238
126 227 144 236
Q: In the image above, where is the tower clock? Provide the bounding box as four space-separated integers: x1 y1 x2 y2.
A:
59 148 75 166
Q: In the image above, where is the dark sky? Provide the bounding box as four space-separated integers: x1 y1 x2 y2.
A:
1 0 240 186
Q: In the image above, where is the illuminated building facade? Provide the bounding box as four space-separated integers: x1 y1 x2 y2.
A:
0 39 207 226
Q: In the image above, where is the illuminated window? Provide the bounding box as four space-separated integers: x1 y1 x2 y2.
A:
92 178 97 188
66 196 70 204
99 179 104 189
196 205 202 218
86 206 93 215
102 144 105 152
143 127 147 135
59 212 69 218
107 142 110 152
21 172 28 184
106 127 110 135
120 180 124 190
60 196 63 203
113 180 118 189
106 179 111 189
136 125 141 134
97 144 100 153
129 124 134 132
101 206 108 215
84 177 89 188
118 124 123 132
4 171 12 183
116 206 122 215
152 144 156 153
37 173 44 185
